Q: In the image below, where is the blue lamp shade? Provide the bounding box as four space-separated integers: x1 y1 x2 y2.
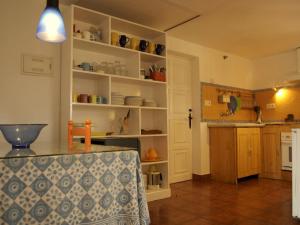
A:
36 6 66 43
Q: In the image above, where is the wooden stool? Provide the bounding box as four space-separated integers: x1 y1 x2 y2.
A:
68 120 91 152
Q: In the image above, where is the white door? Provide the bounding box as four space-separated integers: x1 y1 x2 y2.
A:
168 53 193 183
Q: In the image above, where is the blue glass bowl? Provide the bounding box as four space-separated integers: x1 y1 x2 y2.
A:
0 124 47 149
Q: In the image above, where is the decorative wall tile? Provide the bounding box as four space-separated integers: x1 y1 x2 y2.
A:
0 151 150 225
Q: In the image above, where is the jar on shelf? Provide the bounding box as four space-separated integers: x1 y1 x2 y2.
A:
100 61 108 74
114 61 121 75
107 62 114 74
120 64 128 76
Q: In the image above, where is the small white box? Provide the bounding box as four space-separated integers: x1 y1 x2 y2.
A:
218 95 230 103
22 54 53 76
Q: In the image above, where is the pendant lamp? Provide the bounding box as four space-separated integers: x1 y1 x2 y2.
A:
36 0 66 43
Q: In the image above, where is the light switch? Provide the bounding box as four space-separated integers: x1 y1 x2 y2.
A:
266 103 276 109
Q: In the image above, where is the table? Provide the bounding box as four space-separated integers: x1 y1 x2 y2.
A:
0 150 150 225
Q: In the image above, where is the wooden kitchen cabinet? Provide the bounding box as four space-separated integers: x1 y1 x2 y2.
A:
260 126 281 179
237 128 260 178
209 127 261 183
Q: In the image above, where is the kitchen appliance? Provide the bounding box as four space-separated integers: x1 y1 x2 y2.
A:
147 166 162 190
281 132 292 171
292 129 300 218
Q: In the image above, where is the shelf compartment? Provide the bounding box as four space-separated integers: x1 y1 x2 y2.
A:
73 6 110 44
72 107 140 136
111 79 167 108
141 109 167 134
73 75 109 103
73 38 139 78
140 136 168 162
111 17 165 41
142 163 169 190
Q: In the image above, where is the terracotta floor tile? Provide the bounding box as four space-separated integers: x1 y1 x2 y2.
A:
148 178 297 225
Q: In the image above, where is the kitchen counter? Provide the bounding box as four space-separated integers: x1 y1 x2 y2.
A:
207 121 300 128
207 122 266 128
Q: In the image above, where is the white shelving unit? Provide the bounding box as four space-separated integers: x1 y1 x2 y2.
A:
61 5 170 201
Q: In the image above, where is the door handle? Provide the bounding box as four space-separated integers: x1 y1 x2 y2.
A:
188 109 193 129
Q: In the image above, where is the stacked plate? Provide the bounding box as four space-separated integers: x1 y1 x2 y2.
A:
111 92 125 105
125 96 143 106
143 99 157 107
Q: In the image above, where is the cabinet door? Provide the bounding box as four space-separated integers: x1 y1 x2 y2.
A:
237 128 261 178
261 126 281 179
249 128 261 175
237 129 250 178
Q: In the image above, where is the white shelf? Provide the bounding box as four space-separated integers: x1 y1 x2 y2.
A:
141 160 168 166
62 5 169 202
72 102 167 110
73 37 166 60
146 188 171 202
73 69 166 85
140 134 168 137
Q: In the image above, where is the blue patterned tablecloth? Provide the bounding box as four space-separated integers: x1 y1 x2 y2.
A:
0 150 150 225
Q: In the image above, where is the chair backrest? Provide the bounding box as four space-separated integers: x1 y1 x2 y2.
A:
68 120 91 152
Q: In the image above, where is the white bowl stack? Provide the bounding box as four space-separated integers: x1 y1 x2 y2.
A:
143 99 157 107
125 96 143 106
111 92 125 105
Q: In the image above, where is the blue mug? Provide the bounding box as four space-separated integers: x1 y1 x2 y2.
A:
139 40 149 52
119 35 129 47
155 44 165 55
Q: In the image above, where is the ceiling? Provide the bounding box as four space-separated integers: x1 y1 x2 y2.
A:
62 0 300 59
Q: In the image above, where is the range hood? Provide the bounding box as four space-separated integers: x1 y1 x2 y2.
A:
275 48 300 88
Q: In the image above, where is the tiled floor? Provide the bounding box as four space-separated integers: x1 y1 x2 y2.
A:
148 178 300 225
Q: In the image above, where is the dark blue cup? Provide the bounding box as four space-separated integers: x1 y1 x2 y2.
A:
119 35 129 47
139 40 149 52
155 44 165 55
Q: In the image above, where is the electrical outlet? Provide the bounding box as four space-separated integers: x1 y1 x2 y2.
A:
204 100 212 106
266 103 276 109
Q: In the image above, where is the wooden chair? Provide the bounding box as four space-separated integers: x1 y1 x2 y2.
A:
68 120 91 152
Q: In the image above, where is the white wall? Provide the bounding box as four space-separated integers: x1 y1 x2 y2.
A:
0 0 61 155
167 36 254 175
253 50 296 89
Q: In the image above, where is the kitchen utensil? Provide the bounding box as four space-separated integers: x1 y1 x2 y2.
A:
89 95 97 104
74 31 82 38
141 129 162 135
285 114 295 122
79 62 91 71
155 44 165 55
111 32 119 45
82 31 91 40
73 94 78 103
119 35 129 47
120 109 130 134
148 42 155 54
130 37 139 50
150 72 166 82
0 124 47 149
139 40 149 52
78 94 89 103
227 95 238 114
147 167 162 190
236 96 241 111
125 96 143 106
145 147 158 161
